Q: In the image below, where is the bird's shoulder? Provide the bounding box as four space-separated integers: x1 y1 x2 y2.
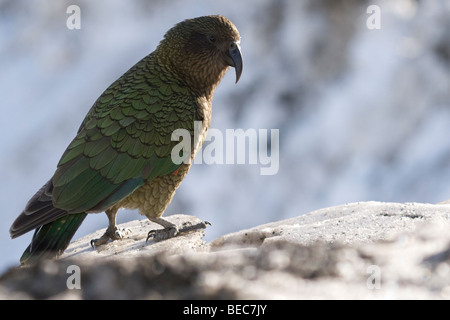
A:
51 51 216 212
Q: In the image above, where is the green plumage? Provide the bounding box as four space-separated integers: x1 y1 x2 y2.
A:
52 55 191 213
10 15 243 264
20 213 87 265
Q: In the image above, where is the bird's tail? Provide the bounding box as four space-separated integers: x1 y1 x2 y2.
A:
20 213 87 265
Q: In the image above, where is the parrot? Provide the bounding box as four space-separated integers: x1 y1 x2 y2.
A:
9 15 243 265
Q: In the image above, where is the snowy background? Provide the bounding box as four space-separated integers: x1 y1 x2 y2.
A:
1 0 450 272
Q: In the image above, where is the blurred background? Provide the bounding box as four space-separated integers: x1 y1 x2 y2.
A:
1 0 450 272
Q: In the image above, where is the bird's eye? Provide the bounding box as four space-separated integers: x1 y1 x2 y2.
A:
208 35 216 43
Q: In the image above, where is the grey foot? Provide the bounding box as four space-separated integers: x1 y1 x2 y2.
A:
146 220 211 242
90 227 131 248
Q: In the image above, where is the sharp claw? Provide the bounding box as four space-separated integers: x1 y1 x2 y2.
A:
145 221 210 243
146 231 154 243
115 227 131 240
146 227 178 242
90 226 131 248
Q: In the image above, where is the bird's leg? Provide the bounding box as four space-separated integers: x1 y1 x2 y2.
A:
146 217 210 242
90 208 131 248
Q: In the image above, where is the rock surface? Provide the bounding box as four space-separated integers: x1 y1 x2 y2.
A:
1 201 450 299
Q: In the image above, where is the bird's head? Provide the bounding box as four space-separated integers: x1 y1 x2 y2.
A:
156 15 243 95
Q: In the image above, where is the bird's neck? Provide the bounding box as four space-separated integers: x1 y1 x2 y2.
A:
155 47 227 102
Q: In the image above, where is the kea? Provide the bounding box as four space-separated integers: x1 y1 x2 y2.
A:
10 15 243 265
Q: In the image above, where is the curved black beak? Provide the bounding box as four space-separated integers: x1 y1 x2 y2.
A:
227 42 243 83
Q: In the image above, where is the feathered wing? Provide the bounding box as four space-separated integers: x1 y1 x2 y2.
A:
9 180 87 265
10 181 67 238
51 58 194 214
10 56 196 262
